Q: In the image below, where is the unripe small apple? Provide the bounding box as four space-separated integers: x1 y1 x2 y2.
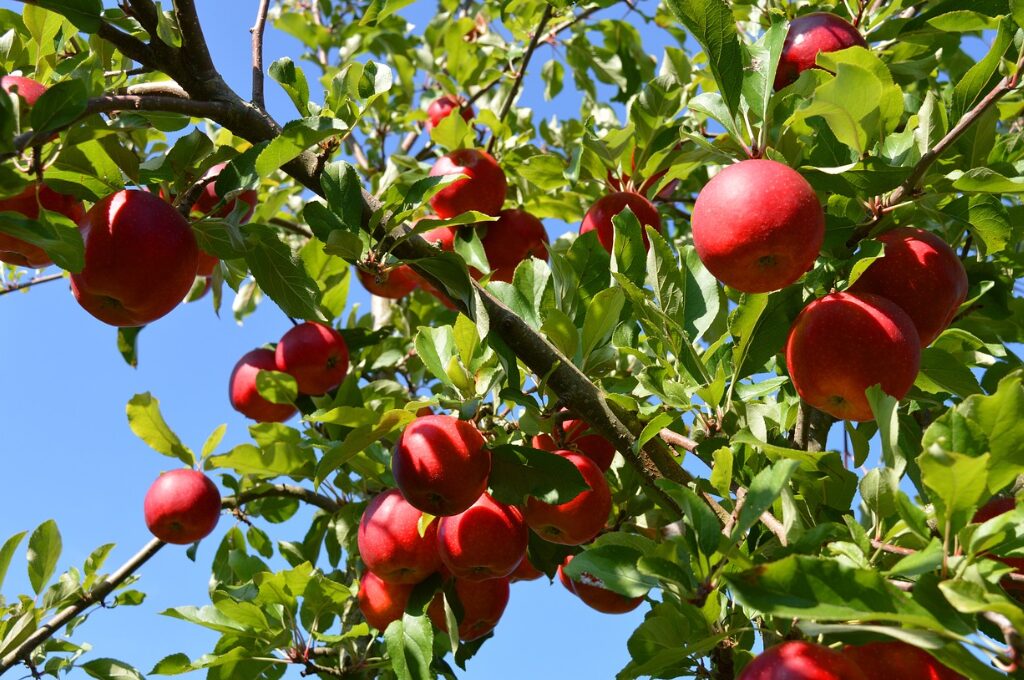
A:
739 640 868 680
228 348 298 423
428 576 510 641
275 321 350 396
392 415 490 516
358 571 414 631
70 190 199 327
426 95 474 130
531 413 616 472
480 209 549 283
0 183 86 268
579 191 661 253
428 149 507 218
774 13 868 90
848 227 968 347
143 469 221 545
557 555 643 614
357 265 419 299
438 493 528 581
692 159 824 294
786 292 920 422
523 450 611 545
2 75 46 107
841 641 964 680
357 489 442 584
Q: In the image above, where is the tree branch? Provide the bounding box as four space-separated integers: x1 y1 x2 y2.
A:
250 0 272 110
0 273 64 297
171 0 217 78
227 484 345 514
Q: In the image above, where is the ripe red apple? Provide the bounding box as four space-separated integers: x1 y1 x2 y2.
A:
275 321 350 396
841 641 964 680
692 159 824 294
357 265 419 299
2 75 46 107
428 576 510 641
392 414 490 516
70 190 198 326
510 555 543 582
972 497 1024 594
143 469 221 545
426 95 474 130
523 450 611 545
557 555 643 614
579 191 661 253
480 209 549 283
192 162 257 221
785 292 920 422
437 493 528 581
848 227 968 347
228 348 298 423
531 414 616 472
195 250 219 277
774 13 868 90
358 571 414 631
0 183 86 267
428 149 507 218
358 489 442 584
739 641 868 680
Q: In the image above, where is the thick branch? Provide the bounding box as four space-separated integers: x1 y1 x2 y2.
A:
250 0 272 110
0 539 166 673
171 0 217 78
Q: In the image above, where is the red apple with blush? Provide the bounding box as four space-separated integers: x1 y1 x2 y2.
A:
523 450 611 545
510 555 543 582
357 265 419 299
357 489 442 584
558 555 643 614
426 95 474 130
143 469 221 545
842 641 964 680
428 576 510 641
275 321 350 396
2 75 46 106
0 184 86 268
428 149 507 218
358 571 414 631
579 191 661 253
739 641 868 680
437 493 528 581
532 412 616 472
480 209 548 283
774 13 867 90
228 348 298 423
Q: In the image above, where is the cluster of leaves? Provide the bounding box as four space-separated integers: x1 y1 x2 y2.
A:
2 0 1024 678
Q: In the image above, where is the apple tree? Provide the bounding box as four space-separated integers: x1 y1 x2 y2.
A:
1 0 1024 678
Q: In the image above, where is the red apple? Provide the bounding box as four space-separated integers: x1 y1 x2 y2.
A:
358 571 414 631
557 555 643 614
437 493 528 581
842 641 964 680
195 250 219 277
428 576 510 641
428 149 507 218
785 292 920 422
523 450 611 545
2 75 46 107
228 348 298 423
973 497 1024 594
275 321 350 396
480 209 549 283
739 641 868 680
579 191 662 253
143 469 221 545
426 95 474 130
510 555 543 582
848 227 968 347
531 413 616 472
775 13 868 90
0 183 86 268
70 190 199 326
392 414 490 516
192 162 257 221
357 489 442 584
357 265 419 299
692 159 824 294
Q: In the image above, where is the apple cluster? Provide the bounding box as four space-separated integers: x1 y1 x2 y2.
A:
0 77 255 326
738 639 964 680
229 321 351 422
356 412 640 641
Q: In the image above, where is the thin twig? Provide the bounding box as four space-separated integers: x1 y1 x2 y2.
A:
0 273 64 297
250 0 272 110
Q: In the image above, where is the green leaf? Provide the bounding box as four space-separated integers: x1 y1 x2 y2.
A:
664 0 743 117
0 531 26 592
611 208 646 288
385 613 434 680
27 519 61 595
564 545 656 598
957 371 1024 492
244 224 325 321
918 448 989 533
117 326 143 369
488 445 589 506
866 385 903 474
742 19 786 129
731 459 799 542
207 442 315 479
269 57 311 115
320 161 364 233
1012 0 1024 28
0 208 84 273
952 168 1024 194
30 0 101 30
201 424 228 458
940 194 1009 256
951 17 1013 121
29 78 87 133
915 348 983 398
82 658 145 680
126 392 195 467
582 287 625 360
710 447 733 497
255 369 298 405
680 245 720 342
314 409 415 486
859 467 899 520
255 117 348 177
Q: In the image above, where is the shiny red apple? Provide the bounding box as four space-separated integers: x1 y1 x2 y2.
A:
480 209 549 283
842 641 964 680
532 413 616 472
358 571 414 631
275 321 350 396
558 555 643 614
523 450 611 545
228 348 298 423
775 13 868 90
579 191 661 253
0 183 86 268
2 75 46 107
428 149 507 218
428 576 510 641
357 265 420 299
437 493 528 581
143 469 221 545
739 641 868 680
426 95 474 130
357 489 442 584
